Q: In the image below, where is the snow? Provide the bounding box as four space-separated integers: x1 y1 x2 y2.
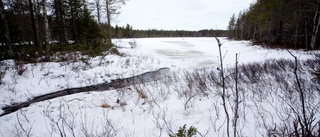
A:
0 37 319 137
114 37 313 69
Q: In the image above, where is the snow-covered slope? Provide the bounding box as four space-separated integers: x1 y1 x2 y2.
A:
0 37 318 137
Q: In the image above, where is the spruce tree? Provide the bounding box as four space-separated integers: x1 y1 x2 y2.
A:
78 4 104 54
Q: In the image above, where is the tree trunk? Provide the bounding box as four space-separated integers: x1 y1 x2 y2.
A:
233 53 239 137
19 0 32 46
311 6 320 49
28 0 40 47
70 0 78 43
54 0 68 45
42 0 50 51
253 22 257 40
35 0 41 42
294 23 299 49
106 0 112 44
95 0 101 25
306 21 308 49
0 0 12 59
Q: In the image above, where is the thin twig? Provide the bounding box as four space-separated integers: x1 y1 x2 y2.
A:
215 37 230 137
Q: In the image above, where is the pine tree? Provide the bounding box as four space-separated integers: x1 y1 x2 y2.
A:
228 13 236 39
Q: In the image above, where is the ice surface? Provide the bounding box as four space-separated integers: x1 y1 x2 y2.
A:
114 37 313 69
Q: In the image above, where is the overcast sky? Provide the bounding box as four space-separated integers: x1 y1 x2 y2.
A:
114 0 254 30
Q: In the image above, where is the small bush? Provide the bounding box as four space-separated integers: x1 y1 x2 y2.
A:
311 69 320 83
169 124 197 137
109 47 121 56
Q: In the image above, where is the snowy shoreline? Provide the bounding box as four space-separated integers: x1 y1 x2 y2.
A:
0 37 319 137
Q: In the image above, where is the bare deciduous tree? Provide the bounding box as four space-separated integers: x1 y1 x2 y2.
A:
215 37 230 137
233 53 240 137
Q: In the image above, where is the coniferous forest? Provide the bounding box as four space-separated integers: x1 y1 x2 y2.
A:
2 0 320 63
0 0 228 62
228 0 320 49
0 0 128 61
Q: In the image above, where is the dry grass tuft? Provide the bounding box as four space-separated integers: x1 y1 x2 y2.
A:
139 91 148 99
100 103 112 109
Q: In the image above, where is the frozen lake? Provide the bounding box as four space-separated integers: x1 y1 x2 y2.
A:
113 37 313 69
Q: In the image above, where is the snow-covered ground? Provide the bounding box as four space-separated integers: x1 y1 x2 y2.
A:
0 37 319 137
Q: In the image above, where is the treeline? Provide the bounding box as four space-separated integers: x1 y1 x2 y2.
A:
228 0 320 49
0 0 125 61
111 25 227 38
132 29 227 38
0 0 227 62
